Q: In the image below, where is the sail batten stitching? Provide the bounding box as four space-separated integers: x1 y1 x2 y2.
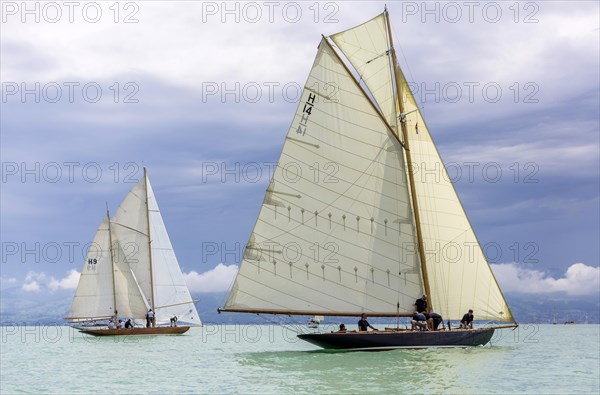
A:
250 221 422 289
254 209 417 272
235 261 419 312
262 166 420 228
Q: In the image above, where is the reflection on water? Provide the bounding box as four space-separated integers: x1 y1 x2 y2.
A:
238 342 510 393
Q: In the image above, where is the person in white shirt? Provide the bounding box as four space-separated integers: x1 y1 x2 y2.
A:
145 309 155 328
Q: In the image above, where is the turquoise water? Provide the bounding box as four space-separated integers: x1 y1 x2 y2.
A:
1 324 598 394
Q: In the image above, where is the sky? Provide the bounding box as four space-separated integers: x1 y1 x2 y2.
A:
1 1 599 313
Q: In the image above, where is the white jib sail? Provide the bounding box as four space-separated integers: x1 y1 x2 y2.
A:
146 178 201 325
397 67 513 322
224 38 424 316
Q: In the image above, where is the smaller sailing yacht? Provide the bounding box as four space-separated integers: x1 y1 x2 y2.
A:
66 168 201 335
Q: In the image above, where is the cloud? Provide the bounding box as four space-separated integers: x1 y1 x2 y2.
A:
492 262 600 296
22 271 46 292
184 263 238 293
21 270 80 292
48 270 80 291
0 276 18 290
21 281 41 292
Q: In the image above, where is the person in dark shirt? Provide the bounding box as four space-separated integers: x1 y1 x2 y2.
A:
411 311 427 331
357 313 377 332
428 312 443 331
460 309 474 329
415 294 427 313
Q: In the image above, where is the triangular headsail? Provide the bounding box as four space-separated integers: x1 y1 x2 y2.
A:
222 37 423 317
147 179 201 325
396 65 513 321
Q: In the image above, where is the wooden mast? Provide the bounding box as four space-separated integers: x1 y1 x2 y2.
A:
106 209 118 317
144 167 156 321
384 9 433 311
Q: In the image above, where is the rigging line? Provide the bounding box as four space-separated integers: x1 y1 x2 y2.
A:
390 23 424 112
292 101 400 151
256 314 303 334
365 50 391 64
307 70 393 130
220 262 240 308
110 222 148 237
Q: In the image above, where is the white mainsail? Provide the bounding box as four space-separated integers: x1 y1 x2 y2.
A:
69 171 201 326
112 238 150 320
223 10 514 323
111 178 153 308
223 37 423 316
69 217 116 321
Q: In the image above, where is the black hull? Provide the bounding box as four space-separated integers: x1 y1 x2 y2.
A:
298 328 495 350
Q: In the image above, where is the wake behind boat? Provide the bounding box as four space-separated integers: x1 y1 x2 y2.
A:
219 8 517 350
67 168 201 336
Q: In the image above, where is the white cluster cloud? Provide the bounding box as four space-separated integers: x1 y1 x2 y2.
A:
491 262 600 296
0 276 18 289
21 271 46 292
20 265 238 294
19 263 598 298
21 270 80 293
48 269 80 291
184 263 238 293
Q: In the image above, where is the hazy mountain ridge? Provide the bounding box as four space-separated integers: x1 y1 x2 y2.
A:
1 287 598 325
